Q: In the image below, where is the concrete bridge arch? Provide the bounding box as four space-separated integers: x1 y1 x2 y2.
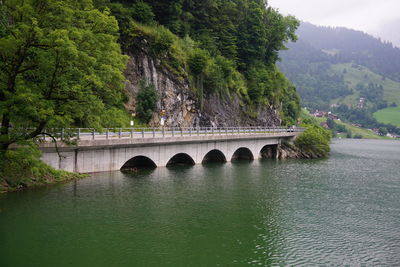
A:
40 131 297 173
117 139 275 170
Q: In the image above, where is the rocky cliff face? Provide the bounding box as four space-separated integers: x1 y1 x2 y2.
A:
275 142 326 159
124 51 281 127
201 94 280 127
124 51 198 127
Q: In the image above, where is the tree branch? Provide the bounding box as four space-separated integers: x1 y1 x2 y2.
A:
45 50 61 99
40 132 64 161
16 64 38 74
27 121 47 140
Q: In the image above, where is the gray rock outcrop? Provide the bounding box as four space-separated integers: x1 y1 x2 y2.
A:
124 50 281 127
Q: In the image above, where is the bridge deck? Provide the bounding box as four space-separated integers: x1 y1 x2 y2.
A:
38 127 303 150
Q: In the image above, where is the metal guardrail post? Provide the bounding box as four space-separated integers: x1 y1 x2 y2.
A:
141 129 144 138
189 128 192 136
119 128 122 138
212 127 214 135
92 129 95 140
180 128 183 136
153 128 155 138
172 127 174 137
61 128 64 141
130 128 133 139
77 128 80 140
162 127 165 137
205 128 207 136
197 127 199 136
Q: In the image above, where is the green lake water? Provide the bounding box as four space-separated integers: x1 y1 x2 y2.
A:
1 139 399 266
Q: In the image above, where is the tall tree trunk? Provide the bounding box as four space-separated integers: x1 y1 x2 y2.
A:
0 113 11 153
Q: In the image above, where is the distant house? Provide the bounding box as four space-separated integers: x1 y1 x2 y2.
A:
357 97 366 108
313 110 327 117
327 112 339 120
372 128 380 135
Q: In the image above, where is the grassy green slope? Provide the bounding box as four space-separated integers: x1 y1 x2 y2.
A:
300 109 385 139
334 120 387 139
373 106 400 127
331 63 400 126
331 63 400 105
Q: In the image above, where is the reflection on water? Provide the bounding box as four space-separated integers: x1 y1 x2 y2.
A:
0 139 399 266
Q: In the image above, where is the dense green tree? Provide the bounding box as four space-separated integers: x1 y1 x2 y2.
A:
378 127 388 136
188 48 208 108
295 124 331 157
136 81 158 123
0 0 128 153
346 129 352 138
326 118 335 129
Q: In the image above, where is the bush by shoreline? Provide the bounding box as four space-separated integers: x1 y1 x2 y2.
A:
0 145 85 193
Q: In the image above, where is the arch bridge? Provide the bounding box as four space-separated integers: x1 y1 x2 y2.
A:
39 127 303 173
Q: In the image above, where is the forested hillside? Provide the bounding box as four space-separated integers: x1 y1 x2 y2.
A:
279 22 400 134
295 22 400 82
93 0 301 126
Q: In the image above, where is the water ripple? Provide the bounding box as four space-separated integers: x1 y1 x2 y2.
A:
1 139 399 266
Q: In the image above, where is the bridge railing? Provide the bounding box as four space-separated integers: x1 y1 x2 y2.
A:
32 126 304 142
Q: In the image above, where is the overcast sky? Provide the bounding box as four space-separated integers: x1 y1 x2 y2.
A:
268 0 400 47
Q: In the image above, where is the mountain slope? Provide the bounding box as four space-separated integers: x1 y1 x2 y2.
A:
330 63 400 106
279 22 400 132
296 22 400 82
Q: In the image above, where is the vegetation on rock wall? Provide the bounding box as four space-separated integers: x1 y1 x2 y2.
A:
136 81 158 124
94 0 301 125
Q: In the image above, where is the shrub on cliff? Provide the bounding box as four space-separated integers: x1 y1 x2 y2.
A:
295 124 331 157
136 81 158 124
